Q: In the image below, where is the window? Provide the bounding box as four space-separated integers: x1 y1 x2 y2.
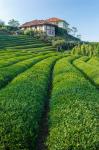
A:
47 26 51 30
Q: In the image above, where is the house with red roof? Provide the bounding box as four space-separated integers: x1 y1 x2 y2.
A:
46 17 69 30
21 17 68 37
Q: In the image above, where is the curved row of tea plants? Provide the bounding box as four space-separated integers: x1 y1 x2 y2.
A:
87 56 99 67
0 53 57 89
47 56 99 150
0 50 55 61
0 54 34 68
0 51 56 68
0 56 61 150
0 35 49 49
73 57 99 87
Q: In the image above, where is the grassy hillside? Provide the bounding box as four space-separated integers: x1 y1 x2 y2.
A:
0 34 99 150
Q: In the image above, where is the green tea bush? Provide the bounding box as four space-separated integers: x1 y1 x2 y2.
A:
88 56 99 67
0 54 54 89
0 54 34 68
47 56 99 150
0 50 56 68
0 56 59 150
74 57 99 87
24 29 34 36
0 34 50 50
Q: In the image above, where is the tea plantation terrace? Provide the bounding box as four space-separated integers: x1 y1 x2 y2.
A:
0 34 99 150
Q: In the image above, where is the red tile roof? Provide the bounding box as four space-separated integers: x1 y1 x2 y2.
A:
21 20 57 28
46 17 64 22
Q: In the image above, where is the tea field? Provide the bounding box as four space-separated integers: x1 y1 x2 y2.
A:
0 35 99 150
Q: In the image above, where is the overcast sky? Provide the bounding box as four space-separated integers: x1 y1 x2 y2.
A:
0 0 99 42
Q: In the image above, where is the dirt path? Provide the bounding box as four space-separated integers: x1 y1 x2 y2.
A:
36 96 50 150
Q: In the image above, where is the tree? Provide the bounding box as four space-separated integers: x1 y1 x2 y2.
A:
64 22 70 33
52 39 66 51
66 27 73 34
24 29 34 36
8 19 20 27
72 27 78 36
77 34 81 40
0 20 5 27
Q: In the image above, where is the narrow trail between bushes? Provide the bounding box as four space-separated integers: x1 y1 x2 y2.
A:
72 60 99 90
36 58 61 150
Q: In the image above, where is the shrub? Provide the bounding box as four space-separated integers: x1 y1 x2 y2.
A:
0 54 54 89
47 56 99 150
24 29 34 36
74 57 99 87
52 39 66 51
0 56 59 150
72 43 99 56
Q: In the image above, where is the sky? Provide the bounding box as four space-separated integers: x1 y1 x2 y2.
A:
0 0 99 42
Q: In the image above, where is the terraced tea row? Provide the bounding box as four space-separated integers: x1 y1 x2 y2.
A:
47 56 99 150
0 35 49 48
0 52 57 89
0 48 52 58
0 51 56 67
88 56 99 67
0 35 39 43
0 54 34 68
0 56 60 150
0 34 99 150
74 57 99 88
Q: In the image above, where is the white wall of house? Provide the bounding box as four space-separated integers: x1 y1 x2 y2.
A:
58 21 68 29
42 25 46 32
50 21 68 30
21 25 55 37
43 25 55 36
25 26 43 31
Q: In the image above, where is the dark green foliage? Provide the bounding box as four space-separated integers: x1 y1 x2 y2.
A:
0 20 5 28
8 19 20 27
56 27 80 42
52 39 66 51
52 37 78 51
6 25 19 31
